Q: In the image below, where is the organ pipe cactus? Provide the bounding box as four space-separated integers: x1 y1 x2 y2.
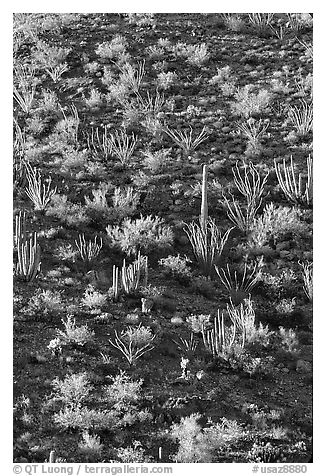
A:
16 231 41 282
112 265 120 301
14 210 27 247
14 210 41 282
200 164 208 229
201 310 236 358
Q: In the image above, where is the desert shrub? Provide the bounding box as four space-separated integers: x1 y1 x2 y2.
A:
231 85 272 118
146 45 166 60
186 314 210 333
209 65 232 85
159 254 192 281
52 107 80 145
78 431 103 461
104 371 143 410
52 370 151 432
172 42 210 66
52 372 92 407
261 269 298 297
54 242 77 261
170 414 243 462
190 275 217 298
82 285 107 311
96 35 129 62
116 441 153 463
102 372 152 428
249 203 308 248
119 409 153 427
278 327 299 353
27 289 63 316
46 194 89 227
275 298 296 316
103 67 132 103
247 322 273 348
186 43 210 66
51 148 89 179
112 186 140 219
247 441 285 463
54 406 116 431
85 184 139 225
209 65 237 96
84 88 104 109
127 13 156 27
38 89 60 114
221 13 245 32
31 40 70 81
239 354 275 378
55 315 95 347
142 148 172 173
84 183 113 224
156 71 177 90
84 61 101 74
106 215 174 256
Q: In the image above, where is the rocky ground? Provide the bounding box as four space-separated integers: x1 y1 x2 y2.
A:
13 13 312 463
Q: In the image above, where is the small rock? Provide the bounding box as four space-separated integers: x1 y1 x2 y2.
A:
171 316 183 326
296 359 312 373
281 367 290 373
279 250 290 258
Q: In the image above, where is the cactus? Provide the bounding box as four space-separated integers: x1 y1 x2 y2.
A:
111 254 148 299
112 265 120 301
49 450 56 463
121 255 141 294
200 164 208 229
75 234 103 262
201 309 236 358
14 210 27 247
16 231 41 282
14 210 41 282
121 252 148 294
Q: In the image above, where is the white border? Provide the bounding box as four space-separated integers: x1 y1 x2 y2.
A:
2 2 325 473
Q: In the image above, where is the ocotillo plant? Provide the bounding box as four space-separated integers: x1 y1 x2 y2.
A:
24 161 57 212
184 219 233 277
274 155 312 206
223 161 269 233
